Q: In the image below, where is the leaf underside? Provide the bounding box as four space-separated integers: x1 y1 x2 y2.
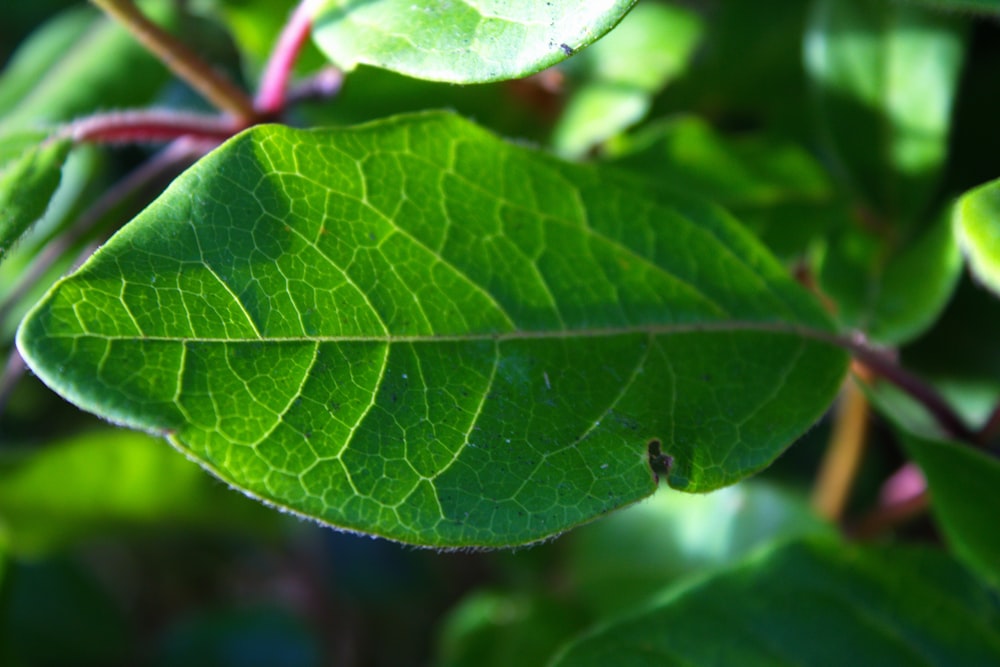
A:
18 113 847 547
310 0 638 83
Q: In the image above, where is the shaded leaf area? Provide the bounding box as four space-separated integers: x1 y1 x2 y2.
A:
954 176 1000 297
0 1 179 132
900 432 1000 589
817 211 962 345
606 116 839 259
18 112 847 547
0 129 72 259
310 0 637 83
552 3 702 157
435 481 829 667
903 0 1000 13
0 429 279 555
552 539 1000 667
805 0 967 225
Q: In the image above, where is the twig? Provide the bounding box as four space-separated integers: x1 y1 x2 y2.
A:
256 0 322 115
977 401 1000 446
286 67 344 107
811 367 871 520
68 110 239 145
0 139 206 331
89 0 255 121
0 348 27 418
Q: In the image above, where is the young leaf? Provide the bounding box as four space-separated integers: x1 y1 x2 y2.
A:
552 539 1000 666
954 177 1000 297
817 211 962 345
310 0 637 83
805 0 966 223
0 130 72 260
17 112 847 547
899 433 1000 589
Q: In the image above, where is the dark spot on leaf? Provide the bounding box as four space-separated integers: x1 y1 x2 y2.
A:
560 43 574 56
647 439 673 481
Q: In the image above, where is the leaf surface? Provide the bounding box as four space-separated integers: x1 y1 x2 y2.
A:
0 130 72 260
900 433 1000 588
552 539 1000 666
17 112 847 547
954 177 1000 297
310 0 637 83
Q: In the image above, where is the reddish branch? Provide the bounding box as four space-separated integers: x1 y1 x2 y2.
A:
257 0 322 115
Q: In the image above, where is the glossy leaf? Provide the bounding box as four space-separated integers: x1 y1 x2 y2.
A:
817 211 962 344
0 429 277 555
0 130 72 260
310 0 637 83
552 3 702 156
805 0 966 222
954 177 1000 297
552 539 1000 666
607 116 838 258
18 112 847 547
900 433 1000 588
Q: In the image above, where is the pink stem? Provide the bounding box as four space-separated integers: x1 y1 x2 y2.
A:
256 0 319 115
68 110 240 145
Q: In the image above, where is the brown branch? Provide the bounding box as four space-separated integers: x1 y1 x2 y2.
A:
811 367 871 520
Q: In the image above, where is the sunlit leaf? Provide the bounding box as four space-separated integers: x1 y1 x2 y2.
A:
552 539 1000 666
310 0 637 83
0 130 72 260
805 0 966 223
954 176 1000 297
18 112 847 547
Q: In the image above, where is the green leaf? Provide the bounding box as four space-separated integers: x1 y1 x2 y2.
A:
901 0 1000 13
954 177 1000 297
805 0 966 222
567 481 833 617
607 116 838 258
0 130 72 260
0 428 277 555
0 1 179 132
817 211 963 345
310 0 637 83
552 3 702 157
900 432 1000 589
552 539 1000 666
17 112 847 547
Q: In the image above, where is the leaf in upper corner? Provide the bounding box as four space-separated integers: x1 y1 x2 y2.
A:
310 0 637 83
0 130 72 260
552 3 703 157
0 429 278 555
551 539 1000 666
805 0 967 224
817 210 963 345
954 177 1000 297
0 1 180 133
898 432 1000 589
606 116 839 259
901 0 1000 13
17 112 847 548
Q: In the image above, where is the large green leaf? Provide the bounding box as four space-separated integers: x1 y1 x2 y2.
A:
900 433 1000 589
17 112 847 547
954 177 1000 297
805 0 966 223
607 116 839 259
310 0 637 83
0 130 72 260
552 539 1000 666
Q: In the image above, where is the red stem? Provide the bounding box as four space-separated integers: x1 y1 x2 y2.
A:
68 110 240 145
256 0 320 115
